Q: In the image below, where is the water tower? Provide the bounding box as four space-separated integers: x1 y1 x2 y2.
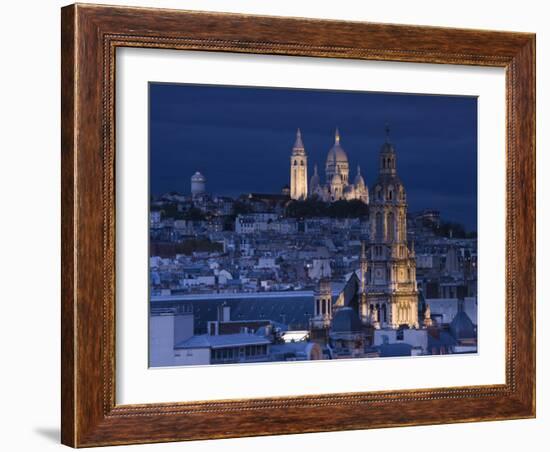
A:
190 171 206 197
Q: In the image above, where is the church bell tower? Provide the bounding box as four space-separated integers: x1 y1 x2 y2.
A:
290 128 308 200
367 125 419 329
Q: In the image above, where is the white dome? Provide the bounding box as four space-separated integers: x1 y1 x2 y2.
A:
325 129 349 183
326 144 348 165
326 129 349 165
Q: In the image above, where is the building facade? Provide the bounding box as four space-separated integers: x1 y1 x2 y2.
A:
309 129 369 203
289 128 369 203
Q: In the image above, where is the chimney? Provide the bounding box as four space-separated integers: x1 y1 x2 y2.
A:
207 321 219 336
218 303 231 322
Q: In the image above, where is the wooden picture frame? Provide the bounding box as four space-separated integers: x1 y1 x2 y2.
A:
61 3 535 447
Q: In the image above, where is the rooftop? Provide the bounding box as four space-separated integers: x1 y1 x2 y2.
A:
151 288 343 302
175 333 271 350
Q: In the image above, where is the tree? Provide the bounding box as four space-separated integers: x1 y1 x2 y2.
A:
183 207 206 221
327 199 369 218
285 199 327 218
285 199 368 219
159 203 186 220
232 200 253 216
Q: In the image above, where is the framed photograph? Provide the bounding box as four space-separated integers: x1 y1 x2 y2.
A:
61 3 535 447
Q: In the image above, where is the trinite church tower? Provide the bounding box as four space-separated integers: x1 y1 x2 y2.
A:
366 126 419 329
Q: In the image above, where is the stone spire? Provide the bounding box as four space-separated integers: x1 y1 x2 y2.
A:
379 123 397 175
354 164 365 187
424 304 433 327
335 127 341 144
290 128 308 200
310 163 320 192
293 128 305 153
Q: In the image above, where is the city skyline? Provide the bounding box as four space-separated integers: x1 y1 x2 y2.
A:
150 83 478 230
149 83 478 366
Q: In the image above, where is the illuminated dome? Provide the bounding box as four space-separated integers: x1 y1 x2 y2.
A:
325 128 350 186
326 128 349 167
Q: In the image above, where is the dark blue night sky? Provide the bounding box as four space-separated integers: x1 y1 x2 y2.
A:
150 83 478 231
